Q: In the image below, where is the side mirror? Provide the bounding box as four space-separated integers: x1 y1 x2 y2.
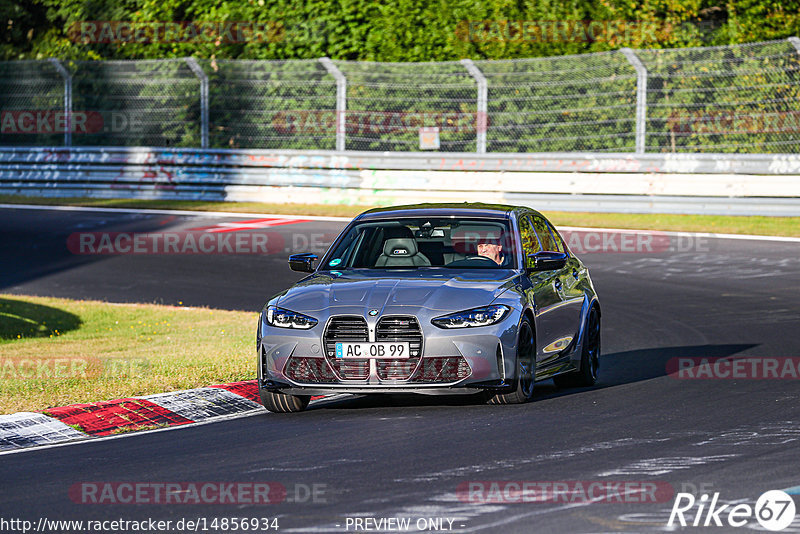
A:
527 251 568 272
288 253 318 273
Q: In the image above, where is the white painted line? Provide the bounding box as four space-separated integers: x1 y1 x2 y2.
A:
558 225 800 243
596 454 738 477
0 203 352 222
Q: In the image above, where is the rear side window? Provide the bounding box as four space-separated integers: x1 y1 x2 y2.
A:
531 216 558 252
518 216 540 269
545 221 567 254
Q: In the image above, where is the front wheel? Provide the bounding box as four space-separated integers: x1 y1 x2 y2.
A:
259 384 310 413
554 307 600 388
487 318 536 405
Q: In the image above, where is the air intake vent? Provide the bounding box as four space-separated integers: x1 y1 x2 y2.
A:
376 316 423 380
411 356 471 382
324 316 370 380
283 357 337 383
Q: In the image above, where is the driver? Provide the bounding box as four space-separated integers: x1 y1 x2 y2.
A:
476 233 506 265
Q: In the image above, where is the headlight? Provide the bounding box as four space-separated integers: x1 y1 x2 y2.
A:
264 306 318 329
431 305 510 329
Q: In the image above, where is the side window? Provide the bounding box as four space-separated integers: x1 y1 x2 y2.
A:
545 221 567 254
518 216 541 269
531 216 557 251
350 227 381 267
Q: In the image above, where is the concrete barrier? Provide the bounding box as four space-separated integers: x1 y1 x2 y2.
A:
1 147 798 215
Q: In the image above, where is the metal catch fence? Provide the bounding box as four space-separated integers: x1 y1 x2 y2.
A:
2 38 800 153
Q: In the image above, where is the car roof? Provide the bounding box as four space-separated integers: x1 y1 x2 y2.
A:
355 203 542 221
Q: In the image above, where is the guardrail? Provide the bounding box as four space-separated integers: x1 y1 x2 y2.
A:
1 147 799 216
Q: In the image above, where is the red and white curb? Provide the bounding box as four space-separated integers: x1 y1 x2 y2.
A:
0 381 327 452
0 412 87 450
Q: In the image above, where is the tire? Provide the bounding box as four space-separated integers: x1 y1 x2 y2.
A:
487 318 536 405
259 384 310 413
554 306 600 388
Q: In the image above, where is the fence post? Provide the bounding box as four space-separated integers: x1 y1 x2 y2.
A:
620 48 647 154
788 36 800 54
48 58 72 147
185 58 209 149
319 57 347 152
460 59 488 153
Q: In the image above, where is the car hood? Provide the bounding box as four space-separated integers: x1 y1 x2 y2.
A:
276 269 519 314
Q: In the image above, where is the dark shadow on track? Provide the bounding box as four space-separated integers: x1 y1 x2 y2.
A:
303 343 759 411
0 297 82 340
533 343 759 400
307 393 489 411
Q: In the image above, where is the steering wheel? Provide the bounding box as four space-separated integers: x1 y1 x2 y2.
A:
465 255 499 265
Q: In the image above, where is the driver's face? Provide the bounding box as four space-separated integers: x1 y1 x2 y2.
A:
477 242 503 264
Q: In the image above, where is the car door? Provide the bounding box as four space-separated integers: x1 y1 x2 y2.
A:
517 214 564 372
542 218 585 340
529 214 582 373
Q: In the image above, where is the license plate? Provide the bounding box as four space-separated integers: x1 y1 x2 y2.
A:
335 342 410 359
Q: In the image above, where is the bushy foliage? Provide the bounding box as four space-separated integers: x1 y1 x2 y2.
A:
4 0 800 61
3 1 800 153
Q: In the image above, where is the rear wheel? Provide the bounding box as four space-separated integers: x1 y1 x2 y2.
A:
259 384 310 413
487 318 536 405
554 307 600 388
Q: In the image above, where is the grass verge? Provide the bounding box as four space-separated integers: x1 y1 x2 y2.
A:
1 194 798 237
0 294 256 414
545 212 800 237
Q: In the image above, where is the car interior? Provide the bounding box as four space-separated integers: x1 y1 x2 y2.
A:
328 220 514 269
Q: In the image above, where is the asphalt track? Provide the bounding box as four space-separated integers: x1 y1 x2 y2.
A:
1 205 800 533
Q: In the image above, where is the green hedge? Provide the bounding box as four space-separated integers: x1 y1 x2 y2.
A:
3 0 800 152
5 0 800 62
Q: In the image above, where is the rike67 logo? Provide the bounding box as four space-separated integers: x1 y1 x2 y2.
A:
669 490 796 531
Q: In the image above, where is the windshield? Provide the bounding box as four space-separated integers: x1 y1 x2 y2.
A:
321 218 517 270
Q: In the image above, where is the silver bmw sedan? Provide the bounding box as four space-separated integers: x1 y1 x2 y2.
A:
257 203 601 412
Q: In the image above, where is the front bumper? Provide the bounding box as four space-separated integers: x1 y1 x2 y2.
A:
259 380 510 396
258 308 522 393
